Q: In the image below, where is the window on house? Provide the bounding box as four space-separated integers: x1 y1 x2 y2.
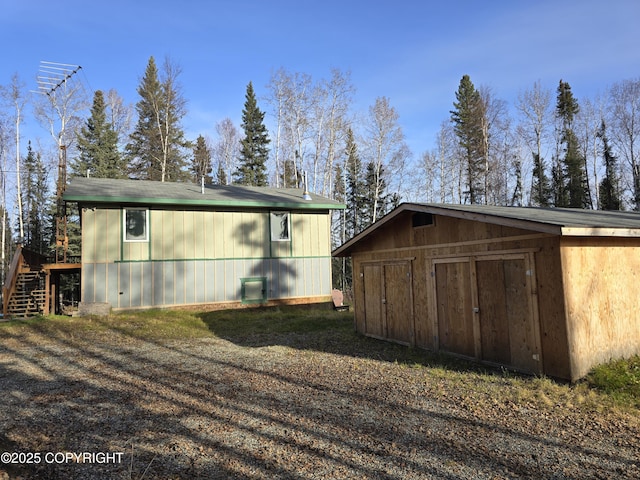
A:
123 208 148 242
270 211 290 241
412 212 434 228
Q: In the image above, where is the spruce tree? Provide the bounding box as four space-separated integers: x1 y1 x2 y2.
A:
234 82 270 186
450 75 485 204
555 80 589 208
280 159 297 188
21 142 50 253
531 153 552 206
215 164 227 185
598 120 622 210
191 135 213 184
72 90 125 179
126 56 190 181
344 128 366 237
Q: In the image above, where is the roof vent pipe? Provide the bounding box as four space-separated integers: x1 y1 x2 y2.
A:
302 171 312 201
201 176 205 194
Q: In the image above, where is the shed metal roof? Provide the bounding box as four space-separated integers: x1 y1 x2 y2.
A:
333 202 640 256
64 177 345 210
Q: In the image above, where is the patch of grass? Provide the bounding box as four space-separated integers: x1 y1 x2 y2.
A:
200 305 351 336
0 309 213 341
0 314 106 337
585 355 640 408
104 309 214 340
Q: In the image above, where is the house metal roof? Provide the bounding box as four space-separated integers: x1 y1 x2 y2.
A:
64 177 345 210
333 202 640 256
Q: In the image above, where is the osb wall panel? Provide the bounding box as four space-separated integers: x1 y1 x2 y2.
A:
561 237 640 381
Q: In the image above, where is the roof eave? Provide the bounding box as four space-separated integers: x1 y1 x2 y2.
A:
560 227 640 237
64 194 345 210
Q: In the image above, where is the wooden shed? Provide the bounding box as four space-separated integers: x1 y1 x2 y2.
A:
63 178 344 312
333 203 640 381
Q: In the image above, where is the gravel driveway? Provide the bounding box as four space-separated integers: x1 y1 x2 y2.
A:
0 325 638 479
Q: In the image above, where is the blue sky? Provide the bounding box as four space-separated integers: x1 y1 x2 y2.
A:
2 0 640 161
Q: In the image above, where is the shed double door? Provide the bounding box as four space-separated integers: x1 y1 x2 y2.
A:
433 254 541 374
361 260 413 345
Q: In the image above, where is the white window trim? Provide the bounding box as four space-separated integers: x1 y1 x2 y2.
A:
270 211 290 241
123 208 149 242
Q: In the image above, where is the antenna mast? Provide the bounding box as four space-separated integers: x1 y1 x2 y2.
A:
35 61 83 263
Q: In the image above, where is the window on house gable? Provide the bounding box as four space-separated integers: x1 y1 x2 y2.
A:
123 208 149 242
412 212 434 228
270 211 290 241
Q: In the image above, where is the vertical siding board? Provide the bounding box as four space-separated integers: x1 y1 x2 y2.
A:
221 259 230 301
130 262 142 307
106 264 118 307
94 264 107 303
214 212 225 258
167 210 174 259
174 261 186 305
109 209 120 261
153 262 164 306
142 263 153 307
198 211 207 258
204 261 215 302
118 263 130 308
304 257 313 296
83 264 95 303
151 210 161 260
194 260 205 304
83 208 95 263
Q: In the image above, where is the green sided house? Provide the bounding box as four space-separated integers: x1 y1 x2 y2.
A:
62 177 344 311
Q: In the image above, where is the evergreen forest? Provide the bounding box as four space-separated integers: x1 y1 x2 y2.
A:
1 57 640 292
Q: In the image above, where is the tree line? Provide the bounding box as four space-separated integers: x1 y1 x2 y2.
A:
1 55 639 289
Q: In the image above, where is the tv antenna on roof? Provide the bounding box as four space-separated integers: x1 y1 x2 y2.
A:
35 61 83 97
35 61 84 263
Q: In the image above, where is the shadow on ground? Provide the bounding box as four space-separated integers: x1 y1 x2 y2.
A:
196 304 508 378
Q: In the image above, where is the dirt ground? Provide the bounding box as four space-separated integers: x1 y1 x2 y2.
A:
0 326 639 479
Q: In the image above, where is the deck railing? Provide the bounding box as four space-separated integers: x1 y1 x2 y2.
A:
3 246 25 317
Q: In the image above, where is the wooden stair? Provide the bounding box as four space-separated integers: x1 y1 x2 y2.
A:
6 270 46 318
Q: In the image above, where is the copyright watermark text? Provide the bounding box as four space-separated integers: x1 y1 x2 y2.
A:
1 451 124 465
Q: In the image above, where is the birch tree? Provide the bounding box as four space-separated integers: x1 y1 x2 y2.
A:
1 75 29 242
105 88 133 151
516 81 552 206
310 69 354 196
362 96 410 221
608 78 640 210
212 118 239 185
0 118 10 283
266 69 313 188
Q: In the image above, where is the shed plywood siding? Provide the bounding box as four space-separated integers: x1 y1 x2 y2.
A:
561 238 640 380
